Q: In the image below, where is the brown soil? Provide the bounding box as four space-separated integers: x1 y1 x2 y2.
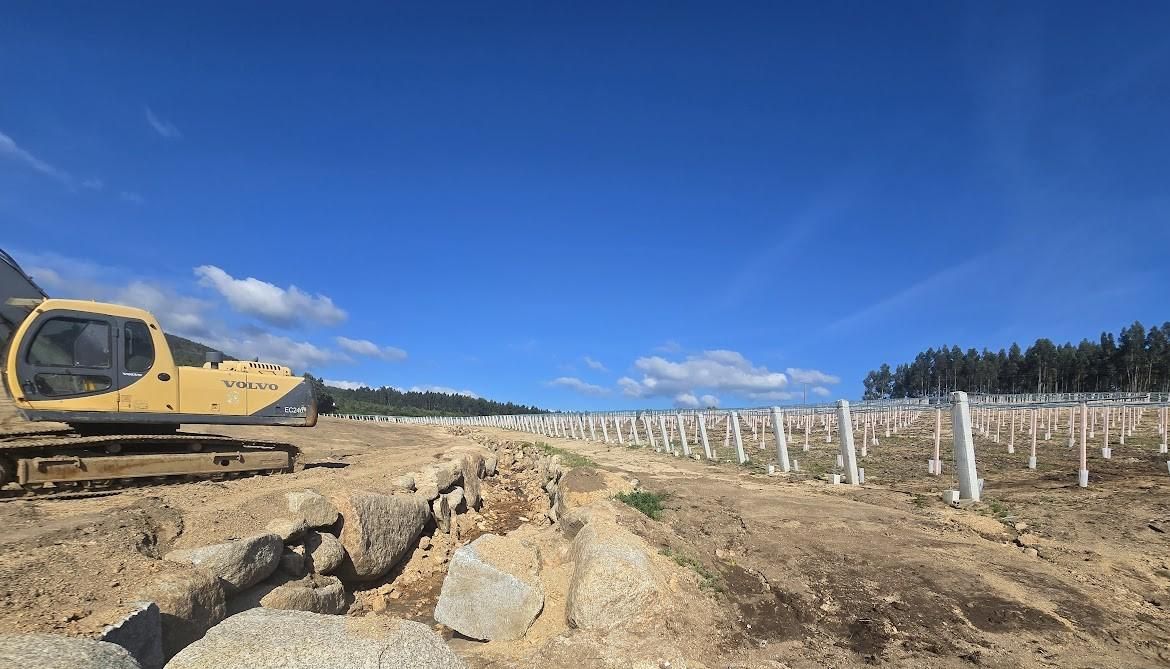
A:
1 409 1168 668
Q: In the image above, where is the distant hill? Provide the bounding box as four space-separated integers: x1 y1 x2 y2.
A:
165 333 236 368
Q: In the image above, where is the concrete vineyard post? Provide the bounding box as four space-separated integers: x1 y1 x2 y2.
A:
949 391 981 503
1028 409 1038 470
731 411 747 464
836 400 860 485
770 407 791 473
657 415 671 454
931 408 942 475
1079 403 1089 487
697 413 713 459
675 413 691 458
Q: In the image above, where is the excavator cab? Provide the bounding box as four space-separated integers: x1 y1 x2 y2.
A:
1 249 317 430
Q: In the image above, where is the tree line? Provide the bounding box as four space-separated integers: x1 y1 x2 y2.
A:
862 320 1170 399
304 374 546 417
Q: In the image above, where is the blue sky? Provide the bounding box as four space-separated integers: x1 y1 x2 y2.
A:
3 2 1169 410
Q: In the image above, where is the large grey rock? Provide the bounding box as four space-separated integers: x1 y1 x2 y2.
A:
484 455 498 476
139 567 227 660
303 531 344 575
433 534 544 640
332 491 431 582
100 602 164 669
460 455 483 509
259 575 346 614
165 608 465 669
285 490 339 528
163 535 282 594
567 519 661 631
0 634 142 669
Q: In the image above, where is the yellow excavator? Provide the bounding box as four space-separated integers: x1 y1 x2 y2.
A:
0 249 315 495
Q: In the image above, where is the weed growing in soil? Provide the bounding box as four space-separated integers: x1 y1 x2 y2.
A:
982 498 1011 520
661 547 724 592
616 490 668 519
532 442 596 468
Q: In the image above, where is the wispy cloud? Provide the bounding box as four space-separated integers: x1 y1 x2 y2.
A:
653 340 682 354
548 376 611 396
120 191 145 205
335 336 407 362
145 107 182 140
0 131 74 186
81 178 103 191
825 255 988 334
583 356 608 372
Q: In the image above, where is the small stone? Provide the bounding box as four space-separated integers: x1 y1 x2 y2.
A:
303 532 345 575
1024 548 1039 558
419 536 432 550
1014 522 1029 532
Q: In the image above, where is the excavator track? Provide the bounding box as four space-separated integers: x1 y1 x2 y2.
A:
0 430 301 500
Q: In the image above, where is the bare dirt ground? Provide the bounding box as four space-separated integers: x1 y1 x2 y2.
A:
1 403 1168 667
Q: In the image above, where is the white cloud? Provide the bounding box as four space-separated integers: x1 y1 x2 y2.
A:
324 379 368 390
0 131 73 185
549 376 610 396
699 394 721 407
120 191 145 205
195 265 346 328
812 386 832 397
335 336 407 362
674 392 699 408
619 350 789 398
145 107 182 139
115 280 214 338
785 367 841 386
205 331 348 371
583 356 608 372
409 385 479 398
81 178 103 191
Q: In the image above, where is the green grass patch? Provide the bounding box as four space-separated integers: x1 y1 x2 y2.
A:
978 497 1012 520
661 547 724 592
531 441 596 468
615 490 668 519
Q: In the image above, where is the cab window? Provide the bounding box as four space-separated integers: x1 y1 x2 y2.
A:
27 317 111 368
124 321 155 373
